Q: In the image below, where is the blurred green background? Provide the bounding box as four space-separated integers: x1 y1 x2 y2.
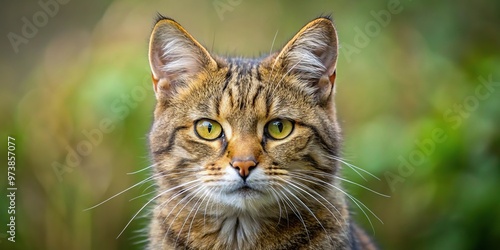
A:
1 0 499 249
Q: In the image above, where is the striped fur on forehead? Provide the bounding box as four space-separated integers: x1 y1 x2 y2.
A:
151 51 340 142
219 62 267 113
144 16 373 250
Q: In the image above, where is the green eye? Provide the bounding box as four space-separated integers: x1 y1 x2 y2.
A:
195 119 223 140
266 119 294 140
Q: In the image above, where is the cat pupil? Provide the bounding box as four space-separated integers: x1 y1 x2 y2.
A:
207 123 212 133
276 122 283 133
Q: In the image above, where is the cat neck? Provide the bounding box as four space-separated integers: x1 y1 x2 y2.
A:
151 194 350 250
216 212 263 249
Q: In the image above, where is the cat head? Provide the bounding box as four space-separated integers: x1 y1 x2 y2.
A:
148 16 341 214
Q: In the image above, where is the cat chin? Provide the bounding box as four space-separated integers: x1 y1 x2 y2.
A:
216 190 275 214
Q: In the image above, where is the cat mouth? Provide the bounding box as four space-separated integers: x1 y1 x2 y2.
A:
239 186 253 191
233 185 261 195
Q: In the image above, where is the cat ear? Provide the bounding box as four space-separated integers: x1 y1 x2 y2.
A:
149 17 217 100
270 17 338 104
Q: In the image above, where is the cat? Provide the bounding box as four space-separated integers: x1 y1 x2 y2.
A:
146 15 377 250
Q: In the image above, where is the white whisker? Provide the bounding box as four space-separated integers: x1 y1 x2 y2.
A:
330 155 380 181
84 173 162 211
269 29 279 55
287 173 345 226
129 190 156 202
175 186 209 246
188 187 214 240
117 179 200 239
266 187 284 225
292 173 383 233
127 163 156 175
162 185 205 247
334 176 390 197
271 56 304 95
268 29 280 81
295 169 389 197
277 177 332 241
276 185 310 241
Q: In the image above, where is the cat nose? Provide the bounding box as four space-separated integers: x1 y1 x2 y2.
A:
231 158 257 180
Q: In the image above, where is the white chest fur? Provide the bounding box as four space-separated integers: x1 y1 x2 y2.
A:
217 214 261 249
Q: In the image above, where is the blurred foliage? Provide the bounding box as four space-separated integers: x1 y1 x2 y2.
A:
0 0 499 249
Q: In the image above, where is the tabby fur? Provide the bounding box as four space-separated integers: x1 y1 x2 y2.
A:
147 15 377 250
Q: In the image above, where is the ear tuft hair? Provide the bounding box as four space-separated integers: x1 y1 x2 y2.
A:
154 13 169 23
271 17 339 104
148 18 217 100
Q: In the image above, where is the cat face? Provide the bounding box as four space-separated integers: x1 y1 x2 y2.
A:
148 17 341 214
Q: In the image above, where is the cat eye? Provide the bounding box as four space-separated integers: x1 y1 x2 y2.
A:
195 119 223 140
265 119 294 140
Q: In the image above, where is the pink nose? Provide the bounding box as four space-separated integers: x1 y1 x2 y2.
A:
231 160 257 180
